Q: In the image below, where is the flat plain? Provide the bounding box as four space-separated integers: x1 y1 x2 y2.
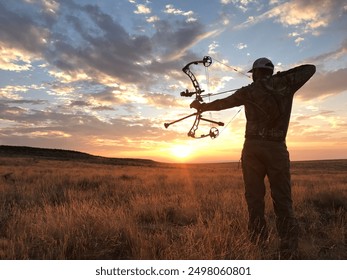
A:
0 152 346 260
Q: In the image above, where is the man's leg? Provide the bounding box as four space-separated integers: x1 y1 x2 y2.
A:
266 142 299 258
242 140 268 244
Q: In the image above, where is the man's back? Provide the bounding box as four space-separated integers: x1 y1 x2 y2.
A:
241 64 316 141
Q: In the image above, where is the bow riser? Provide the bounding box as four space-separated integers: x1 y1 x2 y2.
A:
181 67 204 101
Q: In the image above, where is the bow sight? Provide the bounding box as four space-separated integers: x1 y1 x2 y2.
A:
164 56 224 139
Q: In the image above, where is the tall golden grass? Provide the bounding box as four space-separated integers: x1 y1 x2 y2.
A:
0 157 346 259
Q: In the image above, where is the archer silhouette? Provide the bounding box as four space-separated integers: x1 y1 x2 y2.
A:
191 57 316 259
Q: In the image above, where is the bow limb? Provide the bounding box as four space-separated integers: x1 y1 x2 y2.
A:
187 112 201 138
187 114 214 139
180 56 212 101
187 112 225 139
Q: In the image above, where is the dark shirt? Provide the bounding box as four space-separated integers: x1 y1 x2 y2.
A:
203 64 316 141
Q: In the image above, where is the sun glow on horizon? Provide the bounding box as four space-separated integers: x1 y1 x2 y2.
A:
170 144 194 160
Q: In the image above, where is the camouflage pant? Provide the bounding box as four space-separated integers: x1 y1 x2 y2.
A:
241 139 299 257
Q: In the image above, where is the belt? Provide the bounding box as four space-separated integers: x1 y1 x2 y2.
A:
245 135 285 142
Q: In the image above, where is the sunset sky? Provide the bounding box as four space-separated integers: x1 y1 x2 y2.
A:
1 0 347 163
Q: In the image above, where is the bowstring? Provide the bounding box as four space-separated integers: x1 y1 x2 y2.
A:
219 107 243 136
210 56 251 79
205 56 248 137
204 64 213 130
200 56 250 98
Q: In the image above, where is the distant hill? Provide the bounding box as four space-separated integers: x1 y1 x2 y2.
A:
291 158 347 172
1 145 346 169
0 145 159 167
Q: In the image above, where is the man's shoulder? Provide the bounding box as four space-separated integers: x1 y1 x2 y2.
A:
233 83 254 95
272 64 316 86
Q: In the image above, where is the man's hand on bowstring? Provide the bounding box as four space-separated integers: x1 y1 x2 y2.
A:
190 100 206 112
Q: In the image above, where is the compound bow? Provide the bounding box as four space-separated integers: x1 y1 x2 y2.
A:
164 56 224 139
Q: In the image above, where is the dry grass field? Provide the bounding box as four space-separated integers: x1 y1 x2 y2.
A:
0 155 346 260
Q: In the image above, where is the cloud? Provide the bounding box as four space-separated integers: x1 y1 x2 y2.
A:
0 2 48 59
234 0 346 36
308 39 347 63
150 20 218 62
164 4 197 22
23 0 60 15
143 92 182 108
294 37 304 46
221 0 256 12
0 85 29 100
146 16 160 23
134 4 151 14
268 1 325 27
0 101 164 143
236 43 247 50
51 4 154 84
298 68 347 100
208 41 220 55
295 39 347 100
70 100 90 107
0 1 216 89
0 47 34 72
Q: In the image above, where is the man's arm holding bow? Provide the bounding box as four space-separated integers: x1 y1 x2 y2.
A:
190 87 247 112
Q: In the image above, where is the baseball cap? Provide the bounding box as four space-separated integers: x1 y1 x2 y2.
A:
248 57 274 73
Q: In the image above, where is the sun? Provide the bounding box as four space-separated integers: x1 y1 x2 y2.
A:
170 144 193 160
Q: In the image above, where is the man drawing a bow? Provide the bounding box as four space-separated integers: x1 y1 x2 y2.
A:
191 57 316 259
